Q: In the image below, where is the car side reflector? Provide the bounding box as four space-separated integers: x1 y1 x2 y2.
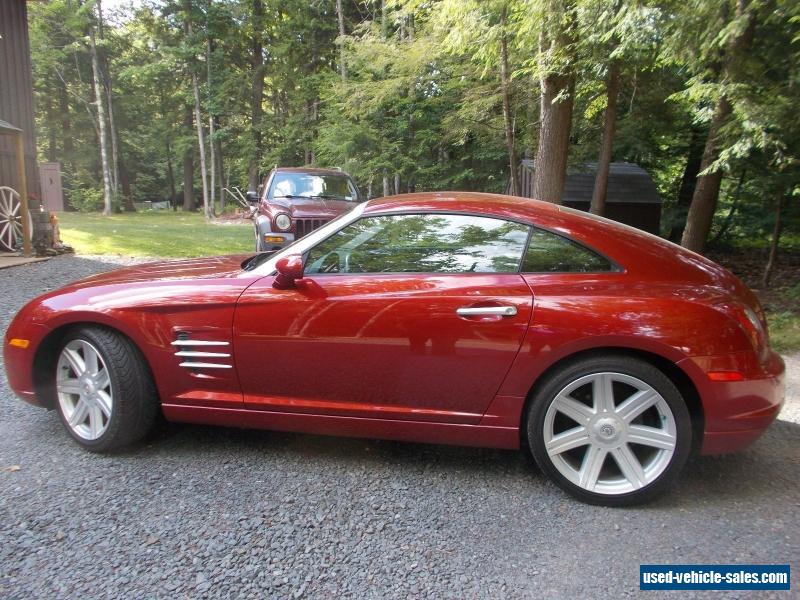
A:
9 338 30 349
707 371 745 382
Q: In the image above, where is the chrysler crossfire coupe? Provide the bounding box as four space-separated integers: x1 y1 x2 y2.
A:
4 193 785 505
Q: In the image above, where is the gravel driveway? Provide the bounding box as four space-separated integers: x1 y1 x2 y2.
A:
1 256 797 599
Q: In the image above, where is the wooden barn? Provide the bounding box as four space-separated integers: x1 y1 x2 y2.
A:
511 160 663 235
1 0 39 196
0 0 39 254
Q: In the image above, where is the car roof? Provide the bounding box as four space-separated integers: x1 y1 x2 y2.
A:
273 167 351 177
364 192 559 220
362 191 730 285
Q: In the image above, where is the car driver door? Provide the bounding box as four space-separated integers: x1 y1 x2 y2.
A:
233 212 534 424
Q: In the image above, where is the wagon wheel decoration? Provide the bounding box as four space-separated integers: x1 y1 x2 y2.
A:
0 186 32 252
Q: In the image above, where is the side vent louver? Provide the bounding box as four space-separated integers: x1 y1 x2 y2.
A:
172 332 232 370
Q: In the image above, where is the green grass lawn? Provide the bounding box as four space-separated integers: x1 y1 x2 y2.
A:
764 284 800 353
767 311 800 353
57 211 253 258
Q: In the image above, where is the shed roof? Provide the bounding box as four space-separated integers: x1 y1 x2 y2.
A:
519 160 662 205
0 119 22 134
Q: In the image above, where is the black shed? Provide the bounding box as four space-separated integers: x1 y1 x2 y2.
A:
511 160 663 235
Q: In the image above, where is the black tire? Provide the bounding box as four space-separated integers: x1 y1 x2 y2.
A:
54 327 159 453
526 354 692 507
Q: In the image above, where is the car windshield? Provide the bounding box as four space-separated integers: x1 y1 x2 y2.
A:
270 172 358 201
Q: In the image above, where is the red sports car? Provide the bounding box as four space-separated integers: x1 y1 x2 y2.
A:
3 193 785 505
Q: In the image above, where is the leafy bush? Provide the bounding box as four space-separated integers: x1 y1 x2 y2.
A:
69 186 104 212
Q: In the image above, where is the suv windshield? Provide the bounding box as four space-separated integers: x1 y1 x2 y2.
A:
270 172 358 202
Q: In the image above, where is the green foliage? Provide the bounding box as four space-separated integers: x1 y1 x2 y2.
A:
26 0 799 257
767 311 800 352
69 186 105 213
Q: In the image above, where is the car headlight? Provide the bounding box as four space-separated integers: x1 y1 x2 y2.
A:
274 213 291 231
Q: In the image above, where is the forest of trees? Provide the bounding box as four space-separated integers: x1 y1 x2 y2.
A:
29 0 799 256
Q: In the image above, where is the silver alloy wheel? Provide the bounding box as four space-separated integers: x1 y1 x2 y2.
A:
56 340 114 441
542 372 677 495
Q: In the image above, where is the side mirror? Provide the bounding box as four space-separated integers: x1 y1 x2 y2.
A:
273 254 305 289
246 190 260 204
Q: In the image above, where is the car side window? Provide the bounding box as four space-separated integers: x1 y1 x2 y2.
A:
305 214 530 274
522 228 613 273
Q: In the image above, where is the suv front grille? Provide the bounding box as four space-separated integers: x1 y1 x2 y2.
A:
295 218 329 239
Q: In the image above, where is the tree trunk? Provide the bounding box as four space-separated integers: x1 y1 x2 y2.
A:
681 0 757 252
207 32 217 214
89 25 113 215
46 93 57 162
118 154 135 212
531 12 575 205
762 190 786 288
589 61 620 216
96 0 120 197
394 172 400 195
58 81 74 170
105 76 120 198
336 0 347 81
680 97 731 252
499 6 518 196
381 0 387 39
531 71 574 204
166 140 176 209
248 0 265 193
213 115 224 213
120 161 133 211
183 0 210 218
668 124 705 241
192 69 211 219
182 104 195 211
383 173 389 197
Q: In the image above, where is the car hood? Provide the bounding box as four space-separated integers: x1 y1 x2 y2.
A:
268 197 356 219
68 255 252 288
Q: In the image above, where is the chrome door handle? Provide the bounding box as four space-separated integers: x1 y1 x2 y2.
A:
456 306 517 317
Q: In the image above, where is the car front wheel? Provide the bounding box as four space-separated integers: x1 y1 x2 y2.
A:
54 327 159 452
527 355 692 506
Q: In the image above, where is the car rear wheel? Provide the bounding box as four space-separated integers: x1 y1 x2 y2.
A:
527 355 692 506
54 327 159 452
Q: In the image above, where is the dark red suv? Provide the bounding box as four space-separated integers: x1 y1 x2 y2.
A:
250 167 362 251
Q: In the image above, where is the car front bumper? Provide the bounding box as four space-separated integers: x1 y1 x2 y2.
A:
4 320 50 407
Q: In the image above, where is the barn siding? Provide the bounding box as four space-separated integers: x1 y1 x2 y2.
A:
0 0 40 197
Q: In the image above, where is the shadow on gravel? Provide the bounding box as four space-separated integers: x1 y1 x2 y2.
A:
138 419 536 475
94 410 800 507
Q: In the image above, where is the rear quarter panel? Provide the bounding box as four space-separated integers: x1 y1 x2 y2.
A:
497 274 754 399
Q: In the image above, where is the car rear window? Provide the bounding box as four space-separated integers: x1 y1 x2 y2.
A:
522 228 614 273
